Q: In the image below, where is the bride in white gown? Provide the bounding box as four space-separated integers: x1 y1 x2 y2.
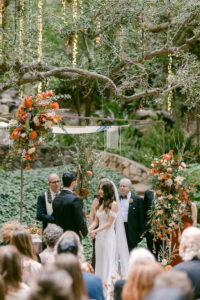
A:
89 180 129 299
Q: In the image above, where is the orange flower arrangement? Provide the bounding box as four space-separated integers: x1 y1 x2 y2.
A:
9 90 61 169
149 150 193 243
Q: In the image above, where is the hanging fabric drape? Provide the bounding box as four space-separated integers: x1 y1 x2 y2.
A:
106 127 119 149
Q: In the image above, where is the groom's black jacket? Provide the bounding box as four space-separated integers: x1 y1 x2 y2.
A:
127 193 145 247
52 190 88 238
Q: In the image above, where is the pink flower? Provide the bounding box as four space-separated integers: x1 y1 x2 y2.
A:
167 168 172 172
180 162 186 168
165 179 173 186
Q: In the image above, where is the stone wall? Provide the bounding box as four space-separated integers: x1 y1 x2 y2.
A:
100 152 149 184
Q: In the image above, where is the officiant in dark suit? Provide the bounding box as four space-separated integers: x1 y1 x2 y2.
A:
53 171 88 238
37 173 61 231
119 178 145 251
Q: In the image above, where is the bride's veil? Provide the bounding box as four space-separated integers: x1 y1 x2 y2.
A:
110 181 129 278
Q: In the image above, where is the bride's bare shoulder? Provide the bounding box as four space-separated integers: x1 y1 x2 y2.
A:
111 201 118 212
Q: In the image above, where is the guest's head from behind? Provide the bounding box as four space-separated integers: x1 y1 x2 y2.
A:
1 220 24 245
179 226 200 261
12 229 37 261
48 173 61 194
120 178 132 197
122 260 164 300
27 268 74 300
0 245 22 294
98 181 115 212
43 224 63 248
154 270 193 300
144 287 188 300
54 253 88 300
127 247 156 276
62 172 77 190
55 230 85 263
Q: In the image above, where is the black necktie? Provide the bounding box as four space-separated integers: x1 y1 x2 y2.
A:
120 195 127 200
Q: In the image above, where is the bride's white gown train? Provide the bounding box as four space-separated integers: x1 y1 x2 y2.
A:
95 209 118 299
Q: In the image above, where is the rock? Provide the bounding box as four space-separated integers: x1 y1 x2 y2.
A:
0 105 9 114
133 183 151 197
136 109 157 119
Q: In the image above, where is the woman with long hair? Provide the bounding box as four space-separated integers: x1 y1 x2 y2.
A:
0 245 29 300
89 181 129 299
89 178 110 269
11 230 41 285
54 253 88 300
122 260 163 300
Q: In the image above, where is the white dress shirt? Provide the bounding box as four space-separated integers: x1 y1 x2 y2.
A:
120 191 131 222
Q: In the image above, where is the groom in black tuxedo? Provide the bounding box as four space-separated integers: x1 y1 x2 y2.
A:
53 171 88 238
119 178 145 251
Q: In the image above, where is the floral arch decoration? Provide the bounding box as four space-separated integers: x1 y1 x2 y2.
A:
149 150 194 244
9 90 61 169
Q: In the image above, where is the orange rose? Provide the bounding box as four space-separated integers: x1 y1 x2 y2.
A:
53 115 61 123
10 128 21 139
50 102 59 110
84 170 93 175
29 131 37 140
156 190 162 195
24 96 32 108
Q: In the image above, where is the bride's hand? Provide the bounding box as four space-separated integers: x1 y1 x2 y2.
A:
89 230 96 239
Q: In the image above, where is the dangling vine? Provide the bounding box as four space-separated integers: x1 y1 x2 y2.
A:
38 0 43 93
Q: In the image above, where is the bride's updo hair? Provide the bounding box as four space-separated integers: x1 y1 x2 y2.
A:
98 181 115 213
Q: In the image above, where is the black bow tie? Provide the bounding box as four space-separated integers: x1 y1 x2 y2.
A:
120 195 127 200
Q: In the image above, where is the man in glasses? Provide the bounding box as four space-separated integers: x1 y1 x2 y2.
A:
119 178 145 251
37 173 61 231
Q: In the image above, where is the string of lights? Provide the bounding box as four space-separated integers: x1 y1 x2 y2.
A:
38 0 43 93
72 0 77 67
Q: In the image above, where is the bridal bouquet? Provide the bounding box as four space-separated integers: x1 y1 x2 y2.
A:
9 90 61 169
149 150 194 243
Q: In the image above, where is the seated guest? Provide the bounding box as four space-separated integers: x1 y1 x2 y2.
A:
154 271 193 300
56 230 93 273
0 245 29 300
144 287 189 300
0 221 23 245
54 253 88 300
114 248 156 300
55 231 104 300
27 269 74 300
39 224 63 265
122 260 164 300
11 230 41 285
173 227 200 299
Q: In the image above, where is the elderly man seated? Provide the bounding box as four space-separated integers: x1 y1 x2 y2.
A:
173 226 200 299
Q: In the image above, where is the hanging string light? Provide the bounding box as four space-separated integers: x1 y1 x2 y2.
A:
72 0 78 67
95 18 101 44
19 0 24 101
38 0 43 93
167 54 173 112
